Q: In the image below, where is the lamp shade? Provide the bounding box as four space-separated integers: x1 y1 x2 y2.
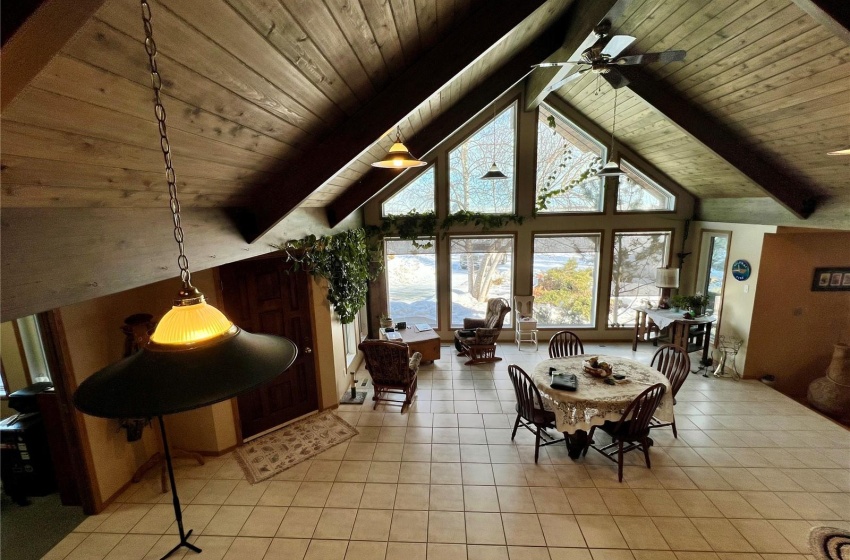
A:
655 267 680 289
597 160 626 177
74 330 297 418
480 162 508 180
150 300 233 345
372 141 426 169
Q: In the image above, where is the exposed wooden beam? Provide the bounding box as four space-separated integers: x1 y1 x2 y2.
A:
524 0 630 111
246 0 551 243
0 207 359 320
618 66 820 219
789 0 850 46
325 16 574 227
698 196 850 230
0 0 107 112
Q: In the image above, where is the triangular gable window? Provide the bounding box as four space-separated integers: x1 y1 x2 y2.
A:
536 103 604 213
616 160 676 211
448 102 517 214
382 166 435 216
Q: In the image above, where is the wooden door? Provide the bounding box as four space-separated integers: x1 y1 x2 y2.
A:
219 258 318 440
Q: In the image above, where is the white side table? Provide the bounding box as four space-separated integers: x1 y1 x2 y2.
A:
515 317 538 351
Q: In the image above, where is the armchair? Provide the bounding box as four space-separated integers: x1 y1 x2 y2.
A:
358 339 421 412
454 298 511 365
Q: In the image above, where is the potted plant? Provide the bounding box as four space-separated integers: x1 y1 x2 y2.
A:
670 295 687 313
683 293 710 317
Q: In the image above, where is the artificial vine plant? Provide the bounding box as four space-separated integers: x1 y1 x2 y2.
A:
368 210 524 249
272 228 381 324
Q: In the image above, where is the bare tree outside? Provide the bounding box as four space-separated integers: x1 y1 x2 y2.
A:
536 103 604 213
616 160 675 211
609 232 671 327
382 166 436 216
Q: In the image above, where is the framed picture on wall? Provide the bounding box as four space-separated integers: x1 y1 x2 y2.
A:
812 267 850 291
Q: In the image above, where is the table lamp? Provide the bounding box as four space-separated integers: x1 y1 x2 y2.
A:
655 267 679 309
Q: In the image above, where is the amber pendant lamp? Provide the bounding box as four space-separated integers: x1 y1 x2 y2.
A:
372 126 426 168
73 2 296 558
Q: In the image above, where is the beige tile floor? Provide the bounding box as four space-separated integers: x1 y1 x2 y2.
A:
44 342 849 560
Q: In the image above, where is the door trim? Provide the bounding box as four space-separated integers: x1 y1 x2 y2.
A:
694 229 733 345
39 310 101 514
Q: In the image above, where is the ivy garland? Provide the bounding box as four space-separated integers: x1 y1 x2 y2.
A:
371 210 524 249
272 228 381 324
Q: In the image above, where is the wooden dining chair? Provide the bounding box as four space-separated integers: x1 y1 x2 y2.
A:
507 364 564 463
583 383 666 482
548 330 584 358
649 344 690 437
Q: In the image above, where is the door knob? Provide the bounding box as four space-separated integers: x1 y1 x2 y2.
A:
304 347 312 354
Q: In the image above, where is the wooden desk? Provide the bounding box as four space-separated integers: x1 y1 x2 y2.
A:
632 308 715 366
381 327 440 364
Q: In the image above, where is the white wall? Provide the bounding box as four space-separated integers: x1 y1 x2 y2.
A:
681 221 777 372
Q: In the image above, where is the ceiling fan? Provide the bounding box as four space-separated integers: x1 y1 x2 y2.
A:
534 20 687 90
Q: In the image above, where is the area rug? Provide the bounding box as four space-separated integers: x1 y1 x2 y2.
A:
234 411 358 483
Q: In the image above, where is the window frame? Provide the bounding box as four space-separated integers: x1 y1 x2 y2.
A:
531 230 604 329
448 233 517 329
613 159 677 214
534 103 606 216
383 237 440 331
446 99 519 215
606 228 674 330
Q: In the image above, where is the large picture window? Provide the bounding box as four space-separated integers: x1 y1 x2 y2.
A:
609 231 671 328
617 160 675 212
384 239 438 327
536 103 604 213
382 166 435 216
449 102 517 214
449 236 514 328
532 234 601 327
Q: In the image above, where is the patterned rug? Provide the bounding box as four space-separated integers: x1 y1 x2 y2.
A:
234 411 358 483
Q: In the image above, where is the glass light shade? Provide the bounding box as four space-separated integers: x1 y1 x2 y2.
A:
597 160 626 177
372 141 426 168
655 267 680 289
480 162 508 180
827 147 850 155
150 300 234 346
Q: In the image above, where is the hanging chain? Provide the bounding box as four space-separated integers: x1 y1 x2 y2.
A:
140 0 192 288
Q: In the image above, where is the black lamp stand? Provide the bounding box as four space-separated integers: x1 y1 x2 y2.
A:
158 416 201 559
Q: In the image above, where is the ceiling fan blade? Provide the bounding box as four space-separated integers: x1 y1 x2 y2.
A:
549 69 586 91
615 49 687 65
533 60 584 68
601 35 636 58
602 69 630 89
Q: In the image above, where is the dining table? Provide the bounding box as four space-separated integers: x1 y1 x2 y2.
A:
532 355 675 459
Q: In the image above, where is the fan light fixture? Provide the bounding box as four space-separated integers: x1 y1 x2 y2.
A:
480 103 508 180
74 2 297 558
598 87 625 177
372 126 426 168
827 147 850 156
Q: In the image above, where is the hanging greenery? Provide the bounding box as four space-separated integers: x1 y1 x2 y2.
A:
272 228 381 324
372 210 524 249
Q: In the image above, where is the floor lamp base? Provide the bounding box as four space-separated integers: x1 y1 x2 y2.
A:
157 416 203 559
161 530 202 559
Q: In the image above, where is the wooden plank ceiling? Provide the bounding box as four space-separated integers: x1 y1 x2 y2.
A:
552 0 850 202
1 0 848 225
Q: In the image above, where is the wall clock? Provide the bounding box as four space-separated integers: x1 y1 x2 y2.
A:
731 259 751 281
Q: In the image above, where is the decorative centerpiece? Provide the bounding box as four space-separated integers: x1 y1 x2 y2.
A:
583 356 613 378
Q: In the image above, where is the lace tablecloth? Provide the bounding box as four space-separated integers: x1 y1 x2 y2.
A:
532 355 674 434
